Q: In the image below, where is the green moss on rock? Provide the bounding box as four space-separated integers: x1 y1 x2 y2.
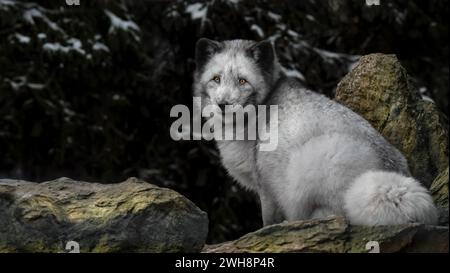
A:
203 216 448 253
430 168 449 225
335 54 449 187
0 177 208 253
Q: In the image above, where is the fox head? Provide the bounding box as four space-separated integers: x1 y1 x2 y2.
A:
193 39 281 112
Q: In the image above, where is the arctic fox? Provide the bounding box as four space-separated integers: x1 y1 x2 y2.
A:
193 38 438 226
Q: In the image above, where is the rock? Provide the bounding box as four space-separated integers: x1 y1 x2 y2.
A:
335 53 449 187
203 216 448 253
430 168 449 225
0 177 208 253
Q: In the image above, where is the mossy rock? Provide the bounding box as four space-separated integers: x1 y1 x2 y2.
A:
335 54 448 187
203 216 448 253
430 167 449 225
0 177 208 253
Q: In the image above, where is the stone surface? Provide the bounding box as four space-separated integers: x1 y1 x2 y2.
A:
430 167 449 225
203 216 448 253
335 53 449 187
0 177 208 253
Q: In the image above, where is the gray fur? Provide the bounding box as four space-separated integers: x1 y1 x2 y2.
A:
193 39 438 226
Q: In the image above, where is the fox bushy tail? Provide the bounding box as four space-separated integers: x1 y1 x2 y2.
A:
344 170 438 225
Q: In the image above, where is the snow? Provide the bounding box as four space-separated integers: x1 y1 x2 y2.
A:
250 24 264 38
267 32 281 43
167 10 179 18
15 33 31 44
43 38 85 55
0 0 16 11
0 0 16 9
313 47 344 59
23 8 41 24
0 0 15 5
43 42 68 53
92 42 110 52
421 95 434 103
44 100 56 109
287 29 300 38
5 76 26 91
393 7 406 24
4 76 45 91
67 38 85 55
104 10 140 41
313 47 360 69
91 125 104 132
185 3 208 21
27 83 45 90
419 87 435 103
267 11 281 22
306 14 316 21
37 33 46 40
23 7 65 34
289 39 359 68
63 108 76 117
276 23 287 31
105 10 140 32
59 100 76 119
282 66 305 81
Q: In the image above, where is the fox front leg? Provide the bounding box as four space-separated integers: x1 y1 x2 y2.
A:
259 193 284 226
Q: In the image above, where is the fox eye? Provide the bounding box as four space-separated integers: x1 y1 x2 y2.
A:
212 76 220 83
239 78 247 85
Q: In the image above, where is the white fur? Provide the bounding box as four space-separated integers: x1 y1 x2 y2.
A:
344 171 438 225
193 39 439 226
254 84 438 226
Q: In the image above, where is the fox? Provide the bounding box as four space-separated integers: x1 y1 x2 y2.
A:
192 38 439 226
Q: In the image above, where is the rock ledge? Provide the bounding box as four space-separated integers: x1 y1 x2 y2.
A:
0 177 208 253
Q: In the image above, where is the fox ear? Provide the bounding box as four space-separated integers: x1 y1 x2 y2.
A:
195 38 221 70
247 40 275 72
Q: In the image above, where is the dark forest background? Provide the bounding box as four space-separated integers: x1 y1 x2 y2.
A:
0 0 448 243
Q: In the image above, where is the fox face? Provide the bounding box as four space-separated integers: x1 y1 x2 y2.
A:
193 39 280 113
